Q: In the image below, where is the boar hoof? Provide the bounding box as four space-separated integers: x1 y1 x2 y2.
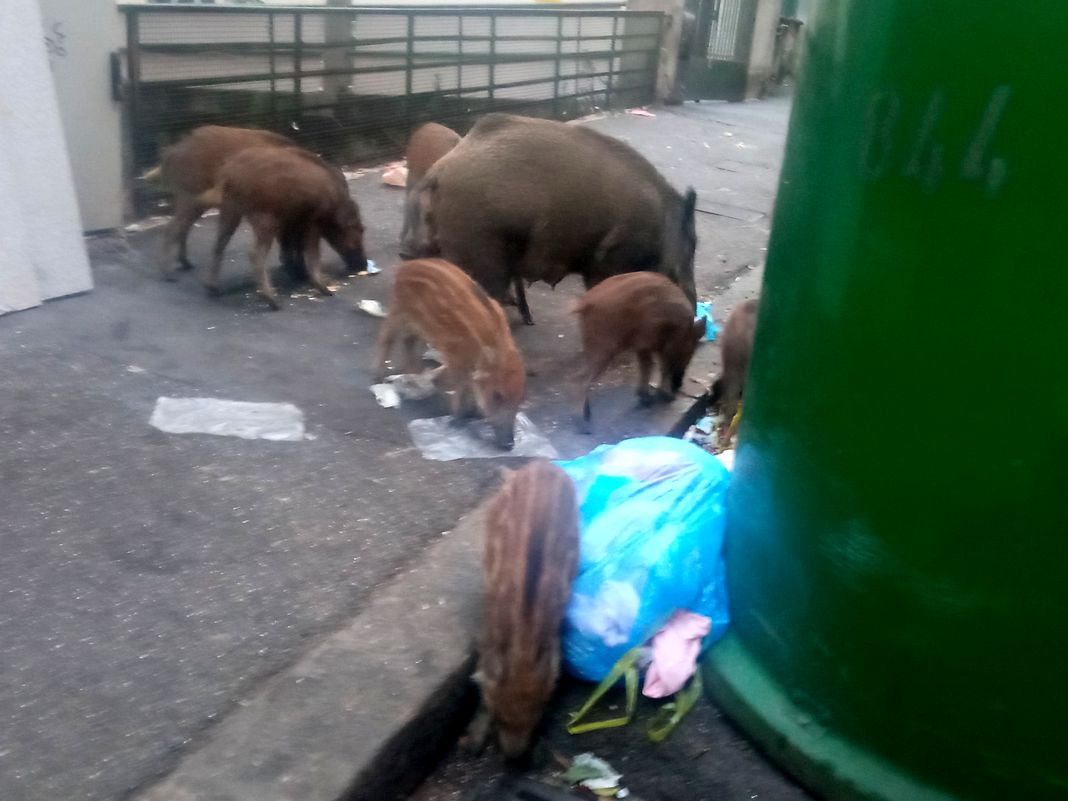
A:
637 388 657 407
178 257 196 272
162 270 180 283
204 284 222 297
655 387 676 403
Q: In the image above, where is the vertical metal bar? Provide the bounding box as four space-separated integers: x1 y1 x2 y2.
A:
268 12 277 126
125 10 142 175
576 14 583 104
405 13 415 136
293 12 304 122
606 14 618 108
488 14 496 108
652 12 665 102
553 13 563 118
457 14 464 98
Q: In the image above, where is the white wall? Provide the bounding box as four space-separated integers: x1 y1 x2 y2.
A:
0 0 92 315
39 0 125 232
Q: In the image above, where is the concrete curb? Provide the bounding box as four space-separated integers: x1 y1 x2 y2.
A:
132 504 488 801
131 268 765 801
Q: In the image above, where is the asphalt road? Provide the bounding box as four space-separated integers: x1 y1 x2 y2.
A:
0 95 789 801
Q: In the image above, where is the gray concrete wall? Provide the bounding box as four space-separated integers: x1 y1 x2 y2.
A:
39 0 125 231
625 0 685 103
0 0 92 315
745 0 781 98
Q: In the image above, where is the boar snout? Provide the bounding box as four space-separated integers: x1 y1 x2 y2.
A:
342 246 368 274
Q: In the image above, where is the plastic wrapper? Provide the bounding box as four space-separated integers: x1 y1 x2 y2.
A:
407 414 557 461
556 436 730 681
149 397 305 441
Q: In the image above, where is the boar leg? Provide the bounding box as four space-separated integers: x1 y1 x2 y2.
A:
636 351 657 406
578 350 617 434
204 205 242 297
301 226 334 297
373 317 400 381
161 195 206 278
401 334 422 374
513 279 534 326
450 381 480 423
655 353 679 402
460 703 492 755
245 214 281 310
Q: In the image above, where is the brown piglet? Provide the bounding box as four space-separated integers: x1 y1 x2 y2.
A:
207 146 367 310
399 123 461 257
466 460 580 760
146 125 295 277
405 122 462 189
710 297 760 445
573 271 705 433
374 259 526 449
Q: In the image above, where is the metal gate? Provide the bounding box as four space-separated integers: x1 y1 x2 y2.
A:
679 0 757 101
120 3 664 212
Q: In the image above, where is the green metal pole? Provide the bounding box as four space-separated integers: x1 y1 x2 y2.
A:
707 2 1068 800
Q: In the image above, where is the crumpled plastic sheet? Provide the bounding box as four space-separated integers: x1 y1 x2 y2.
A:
149 397 305 441
695 301 720 341
407 413 558 461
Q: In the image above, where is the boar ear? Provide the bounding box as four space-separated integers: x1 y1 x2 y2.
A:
682 187 697 227
693 318 707 342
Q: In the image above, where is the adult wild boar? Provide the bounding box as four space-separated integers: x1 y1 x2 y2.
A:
206 146 367 310
412 113 698 325
146 125 296 277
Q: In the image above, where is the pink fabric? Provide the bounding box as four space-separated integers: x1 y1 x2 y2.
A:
642 610 712 698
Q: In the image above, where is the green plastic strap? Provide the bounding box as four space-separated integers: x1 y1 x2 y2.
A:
566 647 642 735
647 666 703 742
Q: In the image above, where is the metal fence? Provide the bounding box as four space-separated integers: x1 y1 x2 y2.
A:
121 3 664 209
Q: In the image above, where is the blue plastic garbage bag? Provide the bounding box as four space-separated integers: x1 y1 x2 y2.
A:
555 436 731 682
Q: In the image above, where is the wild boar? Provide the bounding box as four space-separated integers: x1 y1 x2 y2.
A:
406 122 462 190
710 297 760 445
206 146 367 310
574 272 705 433
146 125 296 277
399 123 460 256
410 113 698 326
373 258 525 449
465 460 580 760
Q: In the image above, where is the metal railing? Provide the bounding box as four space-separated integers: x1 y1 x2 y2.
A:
121 3 664 209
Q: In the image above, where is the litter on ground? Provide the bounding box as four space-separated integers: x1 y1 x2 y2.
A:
356 299 387 317
561 753 625 796
626 108 656 118
385 371 439 400
149 397 305 441
381 161 408 187
408 414 558 461
370 384 402 409
694 301 720 341
123 216 169 233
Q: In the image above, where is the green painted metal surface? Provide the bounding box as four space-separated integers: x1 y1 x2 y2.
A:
709 2 1068 800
